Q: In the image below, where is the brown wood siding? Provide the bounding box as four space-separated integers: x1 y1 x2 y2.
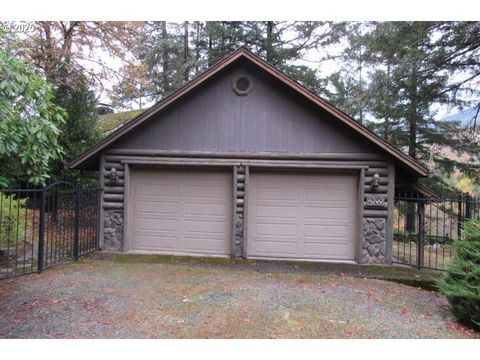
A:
112 60 380 156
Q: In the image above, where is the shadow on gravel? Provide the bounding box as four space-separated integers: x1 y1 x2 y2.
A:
87 252 441 291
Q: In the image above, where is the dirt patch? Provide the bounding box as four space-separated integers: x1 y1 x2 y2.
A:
0 254 477 339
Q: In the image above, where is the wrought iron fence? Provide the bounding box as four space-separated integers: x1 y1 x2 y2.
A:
393 192 480 270
0 179 100 280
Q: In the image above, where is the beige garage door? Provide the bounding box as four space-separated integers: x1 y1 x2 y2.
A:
129 168 232 256
247 171 357 261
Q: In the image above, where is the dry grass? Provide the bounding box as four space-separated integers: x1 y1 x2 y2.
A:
392 240 454 270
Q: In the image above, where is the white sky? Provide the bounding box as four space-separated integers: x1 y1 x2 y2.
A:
3 0 479 119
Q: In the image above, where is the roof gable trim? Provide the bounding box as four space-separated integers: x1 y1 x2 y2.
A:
69 47 428 177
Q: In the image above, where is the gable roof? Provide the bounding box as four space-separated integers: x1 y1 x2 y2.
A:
70 47 429 177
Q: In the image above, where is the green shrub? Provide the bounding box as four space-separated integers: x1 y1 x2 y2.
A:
436 219 480 330
0 193 27 249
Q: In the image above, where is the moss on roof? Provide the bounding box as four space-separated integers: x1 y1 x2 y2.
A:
98 109 146 134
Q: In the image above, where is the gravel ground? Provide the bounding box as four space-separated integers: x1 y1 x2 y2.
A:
0 254 478 339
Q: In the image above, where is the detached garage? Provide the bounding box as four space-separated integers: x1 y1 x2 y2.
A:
70 47 429 265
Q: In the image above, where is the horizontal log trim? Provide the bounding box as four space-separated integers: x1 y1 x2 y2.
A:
106 149 387 161
104 186 125 194
105 179 124 186
103 202 124 210
104 194 124 202
107 154 387 167
119 157 371 170
363 209 388 218
365 168 388 176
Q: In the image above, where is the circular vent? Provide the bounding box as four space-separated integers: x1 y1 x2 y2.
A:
232 75 253 96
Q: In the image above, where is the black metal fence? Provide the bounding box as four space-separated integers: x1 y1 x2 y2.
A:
0 179 100 280
393 192 480 270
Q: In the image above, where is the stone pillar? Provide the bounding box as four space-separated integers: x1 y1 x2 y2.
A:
361 218 386 264
104 210 124 251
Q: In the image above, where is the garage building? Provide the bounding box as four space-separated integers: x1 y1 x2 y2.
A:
70 47 429 265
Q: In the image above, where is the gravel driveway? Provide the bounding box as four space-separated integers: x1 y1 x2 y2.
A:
0 254 478 339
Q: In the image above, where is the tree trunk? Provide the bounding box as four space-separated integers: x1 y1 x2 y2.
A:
384 63 391 140
406 61 419 233
161 22 169 94
208 33 213 67
194 21 201 75
183 21 190 82
266 21 274 63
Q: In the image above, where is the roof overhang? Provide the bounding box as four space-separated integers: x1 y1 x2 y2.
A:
69 46 429 177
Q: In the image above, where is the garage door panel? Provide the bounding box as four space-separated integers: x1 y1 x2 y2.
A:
130 168 232 255
304 242 352 258
254 241 298 255
255 223 299 236
305 188 351 201
183 238 230 252
136 183 180 196
137 217 178 231
256 187 300 201
185 184 230 199
256 205 298 218
304 205 350 219
136 234 178 249
184 219 227 234
248 171 356 261
138 201 179 215
304 224 349 237
185 202 229 216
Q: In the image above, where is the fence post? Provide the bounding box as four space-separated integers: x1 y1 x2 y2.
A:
73 183 80 261
464 192 471 222
417 200 425 269
37 189 46 273
457 193 463 240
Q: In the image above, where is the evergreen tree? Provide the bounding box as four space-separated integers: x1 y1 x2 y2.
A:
52 73 101 174
110 21 339 108
436 219 480 330
326 22 480 192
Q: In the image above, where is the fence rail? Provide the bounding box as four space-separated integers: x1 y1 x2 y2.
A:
0 179 100 280
393 192 480 270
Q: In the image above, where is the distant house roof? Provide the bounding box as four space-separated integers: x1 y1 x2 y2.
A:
99 109 146 135
72 47 429 177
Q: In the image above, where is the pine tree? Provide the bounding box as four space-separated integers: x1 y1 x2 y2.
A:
436 219 480 330
52 73 101 174
110 21 339 108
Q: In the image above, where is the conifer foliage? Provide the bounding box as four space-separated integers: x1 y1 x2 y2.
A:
436 220 480 330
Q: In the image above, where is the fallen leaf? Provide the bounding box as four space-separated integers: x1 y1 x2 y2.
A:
243 319 252 324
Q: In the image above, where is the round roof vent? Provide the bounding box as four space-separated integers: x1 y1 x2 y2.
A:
232 75 253 96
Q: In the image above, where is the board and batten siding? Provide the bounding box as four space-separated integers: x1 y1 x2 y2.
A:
100 152 393 265
113 60 379 156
